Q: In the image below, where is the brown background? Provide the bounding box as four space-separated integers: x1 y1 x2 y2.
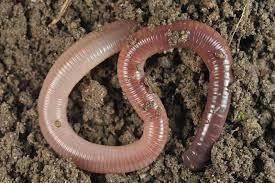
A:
0 0 274 182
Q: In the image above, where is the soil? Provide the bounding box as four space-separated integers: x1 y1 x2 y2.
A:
0 0 274 182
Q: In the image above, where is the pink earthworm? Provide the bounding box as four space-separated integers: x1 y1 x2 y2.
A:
38 20 169 173
117 20 233 170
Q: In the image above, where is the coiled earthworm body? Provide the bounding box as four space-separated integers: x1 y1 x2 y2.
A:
38 20 169 173
38 19 232 173
117 20 232 170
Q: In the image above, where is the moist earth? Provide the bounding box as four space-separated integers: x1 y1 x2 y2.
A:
0 0 274 182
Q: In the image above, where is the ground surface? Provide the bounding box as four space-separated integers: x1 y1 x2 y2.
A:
0 0 274 182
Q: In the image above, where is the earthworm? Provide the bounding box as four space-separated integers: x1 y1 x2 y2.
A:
117 20 232 170
38 20 169 173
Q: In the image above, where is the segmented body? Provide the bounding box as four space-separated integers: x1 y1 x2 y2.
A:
117 20 232 170
38 20 232 173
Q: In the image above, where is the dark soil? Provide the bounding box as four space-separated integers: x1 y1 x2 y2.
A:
0 0 274 182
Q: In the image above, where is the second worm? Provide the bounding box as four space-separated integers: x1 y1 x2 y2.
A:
117 20 233 170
